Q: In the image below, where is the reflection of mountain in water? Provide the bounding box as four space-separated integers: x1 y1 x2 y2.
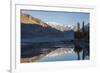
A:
46 48 74 57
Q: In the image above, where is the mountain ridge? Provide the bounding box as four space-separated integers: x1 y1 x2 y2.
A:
47 22 74 31
21 13 48 27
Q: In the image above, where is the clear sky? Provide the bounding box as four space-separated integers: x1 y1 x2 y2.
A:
21 10 90 26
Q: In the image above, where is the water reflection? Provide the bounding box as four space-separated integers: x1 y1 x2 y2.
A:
21 41 89 63
74 45 82 60
74 41 89 60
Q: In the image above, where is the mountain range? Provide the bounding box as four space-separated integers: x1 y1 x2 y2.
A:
21 13 76 31
47 22 75 31
21 13 74 43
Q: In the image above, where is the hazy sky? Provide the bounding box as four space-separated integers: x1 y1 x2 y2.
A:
21 10 90 26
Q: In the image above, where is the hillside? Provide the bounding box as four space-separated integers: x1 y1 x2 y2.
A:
21 13 48 27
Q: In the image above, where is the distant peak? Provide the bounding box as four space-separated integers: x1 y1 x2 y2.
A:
47 22 75 31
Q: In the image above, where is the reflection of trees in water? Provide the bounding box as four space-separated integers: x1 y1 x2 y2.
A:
82 45 89 60
74 44 89 60
74 45 82 60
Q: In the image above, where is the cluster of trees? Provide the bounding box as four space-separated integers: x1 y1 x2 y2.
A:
74 21 89 60
74 21 89 40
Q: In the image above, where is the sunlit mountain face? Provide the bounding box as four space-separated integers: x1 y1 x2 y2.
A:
21 13 48 27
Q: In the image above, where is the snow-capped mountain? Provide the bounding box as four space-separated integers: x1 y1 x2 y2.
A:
47 22 74 31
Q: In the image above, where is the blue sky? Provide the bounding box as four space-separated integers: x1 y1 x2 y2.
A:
21 10 90 26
